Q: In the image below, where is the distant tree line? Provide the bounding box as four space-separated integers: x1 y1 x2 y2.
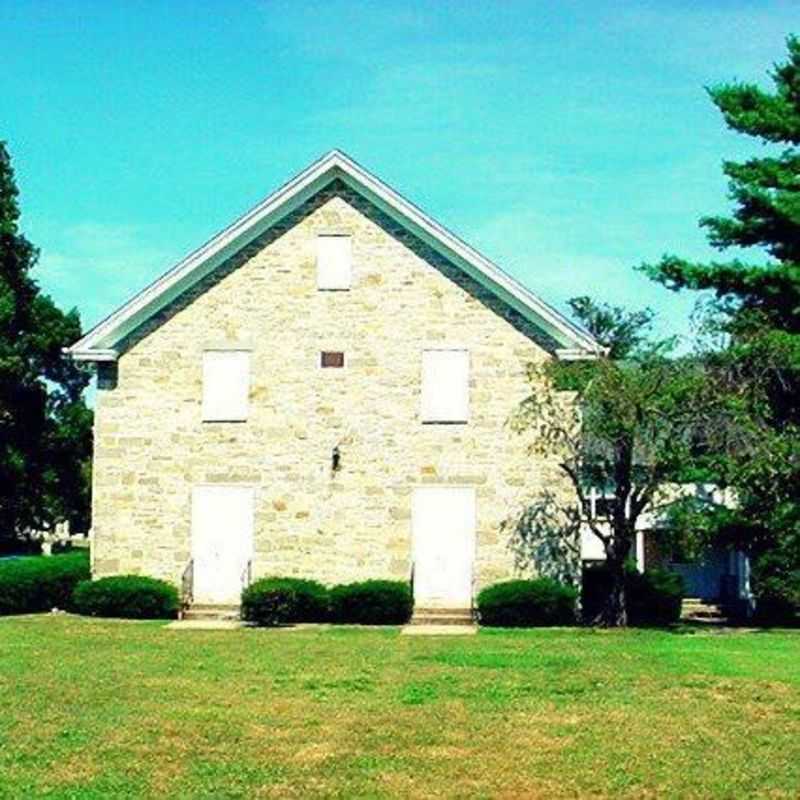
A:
0 141 92 553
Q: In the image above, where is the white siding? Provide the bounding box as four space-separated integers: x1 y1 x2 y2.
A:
202 350 250 421
317 235 352 290
581 526 645 572
421 349 469 423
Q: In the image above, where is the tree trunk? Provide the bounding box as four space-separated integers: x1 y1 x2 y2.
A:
599 557 628 627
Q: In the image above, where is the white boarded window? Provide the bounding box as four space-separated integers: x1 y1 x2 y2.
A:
421 349 469 423
317 235 352 290
202 350 250 422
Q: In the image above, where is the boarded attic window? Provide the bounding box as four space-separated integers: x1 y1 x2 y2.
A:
317 235 352 290
321 351 345 368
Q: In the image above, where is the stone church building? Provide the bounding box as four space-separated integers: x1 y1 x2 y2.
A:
68 151 600 612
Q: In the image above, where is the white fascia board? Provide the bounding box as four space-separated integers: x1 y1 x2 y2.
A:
67 149 601 360
555 347 608 361
65 347 118 362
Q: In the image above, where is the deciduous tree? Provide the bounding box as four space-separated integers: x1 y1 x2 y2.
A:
514 299 727 626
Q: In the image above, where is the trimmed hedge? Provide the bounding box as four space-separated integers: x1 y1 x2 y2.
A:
581 564 684 626
276 578 330 622
241 578 295 626
330 580 412 625
477 578 578 627
0 551 90 615
72 575 179 619
241 577 330 626
0 539 41 557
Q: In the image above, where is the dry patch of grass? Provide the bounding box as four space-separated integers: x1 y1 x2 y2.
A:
0 617 798 798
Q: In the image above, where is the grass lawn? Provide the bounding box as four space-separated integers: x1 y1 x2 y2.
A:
0 617 798 799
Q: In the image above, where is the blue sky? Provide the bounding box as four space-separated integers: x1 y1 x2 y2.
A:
1 1 796 346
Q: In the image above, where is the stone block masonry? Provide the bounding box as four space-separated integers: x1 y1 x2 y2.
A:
90 180 576 594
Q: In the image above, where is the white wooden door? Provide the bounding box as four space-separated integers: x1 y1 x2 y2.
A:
191 485 254 605
412 487 475 608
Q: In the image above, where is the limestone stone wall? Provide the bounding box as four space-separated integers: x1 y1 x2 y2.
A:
91 181 576 596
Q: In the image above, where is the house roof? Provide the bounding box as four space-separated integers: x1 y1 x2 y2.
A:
67 149 601 361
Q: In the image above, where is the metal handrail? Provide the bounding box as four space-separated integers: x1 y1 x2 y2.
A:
241 558 252 591
180 558 194 617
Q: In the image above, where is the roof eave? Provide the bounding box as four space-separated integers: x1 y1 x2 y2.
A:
68 149 602 357
69 151 347 354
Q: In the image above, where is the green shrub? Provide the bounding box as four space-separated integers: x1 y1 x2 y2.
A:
272 578 329 622
241 578 297 626
241 577 329 625
477 578 578 627
0 539 40 557
753 573 800 626
751 552 800 626
0 551 90 615
626 567 684 626
329 580 412 625
583 564 684 626
72 575 179 619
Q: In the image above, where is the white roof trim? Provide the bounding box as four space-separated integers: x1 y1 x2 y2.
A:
67 347 118 362
67 149 601 360
555 348 604 361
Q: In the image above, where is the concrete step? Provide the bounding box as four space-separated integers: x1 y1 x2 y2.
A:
167 619 245 631
685 610 725 620
682 598 717 603
182 605 240 621
411 616 475 626
402 624 478 636
681 598 726 622
411 608 474 626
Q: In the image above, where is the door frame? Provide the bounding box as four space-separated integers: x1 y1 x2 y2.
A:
190 483 256 605
411 485 477 609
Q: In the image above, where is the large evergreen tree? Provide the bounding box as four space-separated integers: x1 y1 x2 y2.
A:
643 36 800 619
0 141 92 549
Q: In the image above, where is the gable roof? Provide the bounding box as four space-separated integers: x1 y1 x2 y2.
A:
67 149 601 361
